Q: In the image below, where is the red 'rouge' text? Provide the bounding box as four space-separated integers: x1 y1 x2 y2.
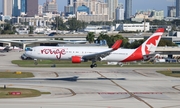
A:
41 49 66 59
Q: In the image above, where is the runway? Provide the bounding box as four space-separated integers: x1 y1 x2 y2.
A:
0 52 180 108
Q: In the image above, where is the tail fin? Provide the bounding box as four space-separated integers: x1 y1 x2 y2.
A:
111 40 122 50
121 28 164 62
140 28 165 55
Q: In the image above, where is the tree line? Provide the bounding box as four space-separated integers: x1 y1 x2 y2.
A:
0 20 16 34
52 18 177 31
52 17 88 31
86 32 177 49
1 17 180 34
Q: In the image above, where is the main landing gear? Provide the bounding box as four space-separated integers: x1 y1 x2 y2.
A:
90 61 97 68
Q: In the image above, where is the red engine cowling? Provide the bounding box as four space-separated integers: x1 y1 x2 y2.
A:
71 56 83 63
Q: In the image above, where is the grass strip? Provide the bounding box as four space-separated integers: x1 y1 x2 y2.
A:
157 70 180 77
0 87 50 98
12 60 180 67
0 72 34 78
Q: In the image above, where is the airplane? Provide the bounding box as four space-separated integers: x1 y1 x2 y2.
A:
0 46 23 52
0 46 11 52
25 28 165 68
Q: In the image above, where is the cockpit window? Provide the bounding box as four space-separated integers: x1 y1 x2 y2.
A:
25 47 33 51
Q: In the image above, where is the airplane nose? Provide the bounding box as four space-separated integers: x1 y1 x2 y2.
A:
25 51 31 57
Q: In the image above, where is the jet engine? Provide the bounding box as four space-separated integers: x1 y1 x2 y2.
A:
71 56 84 63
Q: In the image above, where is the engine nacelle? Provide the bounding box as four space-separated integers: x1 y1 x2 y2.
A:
71 56 84 63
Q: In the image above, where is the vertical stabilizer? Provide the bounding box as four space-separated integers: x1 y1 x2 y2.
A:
140 28 165 55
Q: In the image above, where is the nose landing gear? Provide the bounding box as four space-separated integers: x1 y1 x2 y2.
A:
34 59 38 65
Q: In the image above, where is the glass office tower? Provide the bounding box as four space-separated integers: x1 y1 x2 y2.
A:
125 0 132 19
13 0 21 16
176 0 180 17
21 0 27 13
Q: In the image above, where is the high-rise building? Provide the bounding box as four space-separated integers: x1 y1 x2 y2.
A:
2 0 13 16
65 0 77 15
75 0 109 22
74 0 88 14
68 0 76 6
13 0 21 17
125 0 132 19
21 0 27 14
64 5 74 15
43 0 58 13
168 6 176 17
26 0 38 16
176 0 180 17
116 3 124 20
74 0 108 15
68 0 72 6
90 0 108 15
38 5 43 15
105 0 118 20
149 10 164 20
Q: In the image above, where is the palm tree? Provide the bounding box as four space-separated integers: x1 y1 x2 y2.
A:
86 32 95 43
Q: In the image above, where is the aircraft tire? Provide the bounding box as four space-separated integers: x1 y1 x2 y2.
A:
90 65 94 68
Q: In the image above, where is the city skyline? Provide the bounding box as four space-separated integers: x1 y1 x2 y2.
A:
0 0 174 16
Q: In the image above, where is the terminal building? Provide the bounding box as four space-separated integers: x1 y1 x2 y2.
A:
116 22 150 32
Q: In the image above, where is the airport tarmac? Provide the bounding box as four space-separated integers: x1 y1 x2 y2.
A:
0 52 180 108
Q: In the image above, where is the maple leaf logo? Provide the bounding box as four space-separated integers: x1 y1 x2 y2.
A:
145 35 160 54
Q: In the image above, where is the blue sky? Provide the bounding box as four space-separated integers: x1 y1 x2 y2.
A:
0 0 175 16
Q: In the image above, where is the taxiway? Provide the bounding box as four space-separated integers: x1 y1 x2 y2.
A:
0 52 180 108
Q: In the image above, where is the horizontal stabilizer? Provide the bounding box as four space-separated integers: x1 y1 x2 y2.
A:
111 40 122 50
143 54 157 61
155 28 165 33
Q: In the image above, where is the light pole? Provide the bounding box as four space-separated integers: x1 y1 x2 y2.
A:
56 16 58 33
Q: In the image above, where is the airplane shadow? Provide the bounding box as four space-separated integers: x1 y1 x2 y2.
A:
45 76 126 82
5 77 126 82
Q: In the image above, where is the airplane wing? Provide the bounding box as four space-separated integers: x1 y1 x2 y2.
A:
81 40 122 61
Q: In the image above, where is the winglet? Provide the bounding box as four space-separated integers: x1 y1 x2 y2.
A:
111 40 122 50
155 28 165 33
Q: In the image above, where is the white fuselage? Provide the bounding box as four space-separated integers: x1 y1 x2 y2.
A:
25 46 143 62
24 28 164 63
